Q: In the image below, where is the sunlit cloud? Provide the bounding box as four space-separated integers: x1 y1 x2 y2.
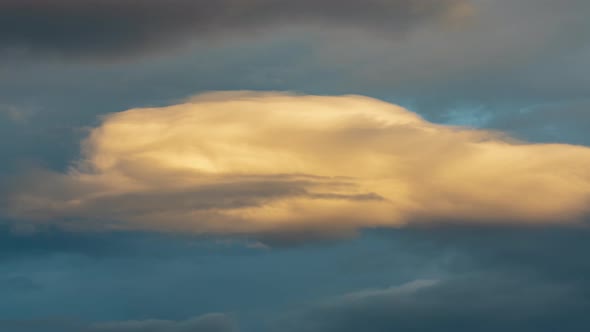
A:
6 92 590 238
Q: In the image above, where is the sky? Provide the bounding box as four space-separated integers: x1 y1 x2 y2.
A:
1 1 590 331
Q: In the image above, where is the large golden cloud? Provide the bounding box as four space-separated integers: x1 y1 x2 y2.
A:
7 92 590 236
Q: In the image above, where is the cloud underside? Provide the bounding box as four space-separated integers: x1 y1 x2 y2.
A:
7 92 590 237
280 276 589 332
0 0 469 57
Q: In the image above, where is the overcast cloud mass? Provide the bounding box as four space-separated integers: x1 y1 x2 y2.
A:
1 0 590 331
0 0 469 58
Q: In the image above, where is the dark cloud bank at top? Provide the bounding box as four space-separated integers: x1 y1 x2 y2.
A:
0 0 468 57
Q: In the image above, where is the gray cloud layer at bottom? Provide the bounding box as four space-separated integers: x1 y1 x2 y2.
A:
1 225 590 332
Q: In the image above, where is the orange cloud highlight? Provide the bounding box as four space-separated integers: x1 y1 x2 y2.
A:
7 92 590 237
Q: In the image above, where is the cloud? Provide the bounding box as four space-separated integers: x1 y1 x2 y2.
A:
5 91 590 238
311 0 590 97
1 224 590 331
272 226 590 332
277 275 590 332
0 0 469 58
0 313 236 332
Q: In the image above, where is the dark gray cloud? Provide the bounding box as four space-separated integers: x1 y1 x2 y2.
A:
1 225 590 332
281 275 589 332
0 0 467 58
276 226 590 332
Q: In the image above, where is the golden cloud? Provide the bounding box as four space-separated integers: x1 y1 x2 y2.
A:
7 92 590 236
